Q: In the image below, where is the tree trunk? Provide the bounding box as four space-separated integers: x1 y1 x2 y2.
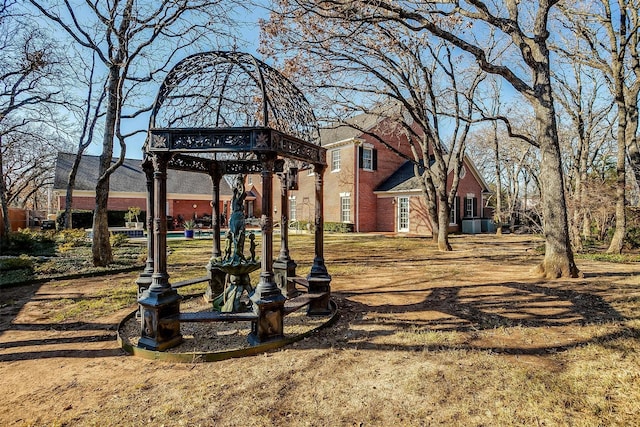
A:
64 154 84 229
437 192 452 251
91 65 119 267
417 164 439 243
92 176 112 265
0 141 11 238
606 119 627 254
606 61 628 254
533 97 580 278
493 121 503 236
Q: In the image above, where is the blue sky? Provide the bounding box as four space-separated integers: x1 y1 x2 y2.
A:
84 3 269 160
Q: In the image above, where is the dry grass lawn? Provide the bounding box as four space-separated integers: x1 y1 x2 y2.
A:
1 233 639 426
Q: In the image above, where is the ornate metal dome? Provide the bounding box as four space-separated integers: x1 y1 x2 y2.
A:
149 51 320 145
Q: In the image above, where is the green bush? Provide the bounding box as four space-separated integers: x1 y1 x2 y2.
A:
0 229 56 256
0 255 35 285
624 227 640 249
0 255 34 271
324 222 354 233
56 229 90 252
110 232 129 247
288 219 312 231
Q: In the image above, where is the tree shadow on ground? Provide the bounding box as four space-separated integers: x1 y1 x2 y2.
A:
0 283 124 362
300 280 637 357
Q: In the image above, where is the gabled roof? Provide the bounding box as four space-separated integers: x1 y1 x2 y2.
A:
319 104 406 146
319 112 383 145
375 157 491 194
53 152 232 196
375 161 424 193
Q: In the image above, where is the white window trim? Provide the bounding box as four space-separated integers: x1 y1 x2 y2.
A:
398 196 410 232
340 193 351 223
289 196 297 221
331 149 341 172
362 146 374 171
465 197 473 218
450 197 457 225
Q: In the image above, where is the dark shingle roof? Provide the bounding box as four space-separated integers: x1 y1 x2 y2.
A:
375 161 422 192
54 152 232 195
319 113 383 145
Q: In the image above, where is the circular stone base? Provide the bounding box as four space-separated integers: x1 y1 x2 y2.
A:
117 295 338 362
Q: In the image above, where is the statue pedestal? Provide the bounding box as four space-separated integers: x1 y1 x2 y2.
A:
249 274 286 344
137 288 182 351
273 259 297 298
248 299 285 345
306 275 332 316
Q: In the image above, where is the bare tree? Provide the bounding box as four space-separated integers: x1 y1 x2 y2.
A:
0 0 68 236
558 0 640 254
62 52 106 230
270 0 578 277
262 14 484 251
552 60 614 252
27 0 244 265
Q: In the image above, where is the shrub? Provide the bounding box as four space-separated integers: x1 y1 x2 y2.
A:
624 227 640 249
0 255 34 271
0 255 35 285
0 229 56 256
110 232 129 247
324 222 354 233
56 229 90 252
288 220 312 232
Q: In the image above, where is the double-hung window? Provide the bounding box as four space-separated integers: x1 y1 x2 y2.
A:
331 149 341 172
289 196 297 221
340 193 351 222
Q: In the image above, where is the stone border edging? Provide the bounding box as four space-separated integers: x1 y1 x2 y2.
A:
117 299 339 362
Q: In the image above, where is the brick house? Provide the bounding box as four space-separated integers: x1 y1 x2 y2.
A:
54 112 490 236
52 152 263 228
278 113 492 235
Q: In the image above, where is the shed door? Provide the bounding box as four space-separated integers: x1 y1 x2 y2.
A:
398 197 409 232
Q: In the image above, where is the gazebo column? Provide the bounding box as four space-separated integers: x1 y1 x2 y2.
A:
138 152 182 351
205 164 225 302
249 153 286 344
307 163 332 315
135 158 155 313
273 169 297 298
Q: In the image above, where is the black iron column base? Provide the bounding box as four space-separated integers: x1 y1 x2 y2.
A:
138 288 182 351
135 272 153 319
306 275 332 315
248 299 285 345
273 259 297 298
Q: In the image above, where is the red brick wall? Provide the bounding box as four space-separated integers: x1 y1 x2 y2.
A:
448 162 485 219
356 129 409 232
324 146 355 224
409 195 434 235
57 195 146 212
286 167 319 224
376 197 395 232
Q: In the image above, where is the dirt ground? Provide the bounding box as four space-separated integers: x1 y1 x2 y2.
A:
1 234 639 426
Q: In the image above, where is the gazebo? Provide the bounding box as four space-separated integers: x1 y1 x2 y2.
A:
135 51 332 351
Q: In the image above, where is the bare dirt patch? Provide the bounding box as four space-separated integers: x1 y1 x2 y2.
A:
1 234 639 426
